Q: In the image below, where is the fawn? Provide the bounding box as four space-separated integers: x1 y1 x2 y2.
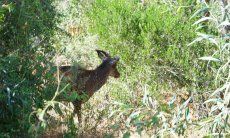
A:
59 50 120 125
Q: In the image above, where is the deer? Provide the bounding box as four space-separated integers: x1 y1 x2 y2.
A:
58 50 120 125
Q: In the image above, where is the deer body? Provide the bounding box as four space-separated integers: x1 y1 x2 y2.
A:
59 50 120 125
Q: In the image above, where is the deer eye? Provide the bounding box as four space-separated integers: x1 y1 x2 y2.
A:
109 60 115 65
110 59 118 65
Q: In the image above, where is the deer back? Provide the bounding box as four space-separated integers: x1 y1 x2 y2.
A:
59 49 120 102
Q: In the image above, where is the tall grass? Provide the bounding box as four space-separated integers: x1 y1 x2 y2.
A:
190 0 229 136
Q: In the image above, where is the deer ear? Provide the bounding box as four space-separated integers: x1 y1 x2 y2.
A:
96 50 110 60
96 50 106 59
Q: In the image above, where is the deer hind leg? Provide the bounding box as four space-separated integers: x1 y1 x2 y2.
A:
73 100 82 127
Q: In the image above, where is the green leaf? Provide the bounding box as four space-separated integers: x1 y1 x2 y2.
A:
211 84 228 96
190 7 209 19
123 131 130 138
108 110 118 118
185 108 190 121
204 98 223 104
168 94 176 108
41 121 47 129
188 37 203 46
196 33 218 45
129 111 140 119
199 57 220 62
218 21 230 27
193 17 215 25
151 115 159 125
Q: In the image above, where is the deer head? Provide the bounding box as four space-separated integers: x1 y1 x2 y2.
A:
96 50 120 78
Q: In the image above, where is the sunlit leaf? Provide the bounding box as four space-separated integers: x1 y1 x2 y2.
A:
224 86 230 105
210 105 219 113
112 101 125 106
41 122 47 129
125 117 131 127
188 37 203 46
212 122 217 132
218 21 230 27
197 32 212 38
199 57 220 62
2 3 14 12
190 7 209 19
195 25 206 31
197 33 218 45
204 98 223 104
129 111 140 119
108 110 118 118
193 17 214 25
168 94 176 108
38 110 45 122
211 84 228 96
182 97 191 108
142 85 149 105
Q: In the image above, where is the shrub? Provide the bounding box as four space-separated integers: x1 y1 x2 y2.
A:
87 0 216 99
84 0 224 136
189 0 230 136
0 0 58 136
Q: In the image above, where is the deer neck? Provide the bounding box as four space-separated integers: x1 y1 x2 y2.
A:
86 61 111 94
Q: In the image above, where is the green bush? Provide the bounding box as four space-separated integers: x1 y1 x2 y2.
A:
87 0 216 95
189 0 230 136
83 0 222 136
0 0 58 136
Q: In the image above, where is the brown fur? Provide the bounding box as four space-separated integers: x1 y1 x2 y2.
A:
59 50 120 125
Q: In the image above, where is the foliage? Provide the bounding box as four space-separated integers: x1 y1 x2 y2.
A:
84 0 228 136
87 0 215 91
189 0 230 136
0 0 58 136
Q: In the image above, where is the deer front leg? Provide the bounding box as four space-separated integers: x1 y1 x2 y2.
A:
73 100 82 127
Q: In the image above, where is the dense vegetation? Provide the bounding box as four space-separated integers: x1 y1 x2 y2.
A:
0 0 58 136
0 0 229 137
